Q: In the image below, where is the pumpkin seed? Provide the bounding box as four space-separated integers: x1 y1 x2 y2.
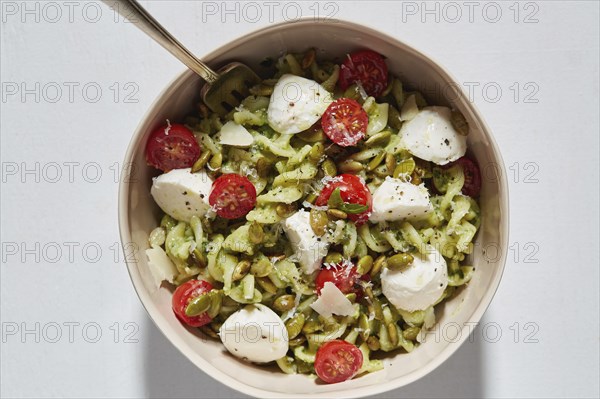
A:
250 258 273 277
371 255 387 277
185 294 211 317
298 128 325 143
451 110 469 136
232 260 251 281
386 253 414 271
325 252 343 264
327 209 347 220
207 291 223 319
367 151 386 172
276 203 296 218
288 335 307 347
387 323 399 346
367 336 380 351
285 313 306 339
338 160 364 174
248 222 264 244
322 158 337 176
208 152 223 171
356 255 374 275
191 150 212 173
365 130 391 147
403 326 421 341
309 209 328 236
256 276 278 294
256 157 271 177
273 295 296 312
385 153 397 174
308 142 325 162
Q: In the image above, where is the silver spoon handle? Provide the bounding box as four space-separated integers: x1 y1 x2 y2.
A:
108 0 219 83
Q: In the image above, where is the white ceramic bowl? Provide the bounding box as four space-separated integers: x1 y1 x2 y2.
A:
119 19 509 399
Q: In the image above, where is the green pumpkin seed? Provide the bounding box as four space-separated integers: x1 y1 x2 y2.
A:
302 319 322 334
248 222 264 244
256 157 271 177
276 203 296 218
358 313 371 340
403 326 421 341
199 326 218 339
273 295 296 312
302 48 316 69
387 323 399 346
285 313 305 339
322 158 337 177
256 277 278 294
386 253 414 271
308 142 324 162
207 291 223 319
326 209 347 220
451 110 469 136
385 153 397 174
366 336 380 351
345 293 357 303
185 294 211 317
388 105 403 130
365 131 392 147
309 209 328 236
288 335 307 347
356 255 374 275
325 252 343 264
338 160 364 174
393 158 416 178
191 150 212 173
208 152 223 171
298 128 325 143
371 255 387 277
250 258 273 277
367 151 386 172
232 260 251 281
304 193 318 204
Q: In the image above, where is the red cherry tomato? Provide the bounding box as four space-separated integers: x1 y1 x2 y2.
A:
321 98 368 147
314 340 363 384
172 279 213 327
447 156 481 197
315 174 372 224
339 50 388 98
316 262 360 295
145 123 201 172
321 98 369 147
209 174 257 219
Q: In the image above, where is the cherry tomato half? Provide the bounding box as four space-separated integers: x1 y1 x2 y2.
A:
321 98 368 147
316 262 361 295
145 123 201 172
316 174 372 224
339 50 389 98
209 174 257 219
447 156 481 197
315 340 363 384
172 279 213 327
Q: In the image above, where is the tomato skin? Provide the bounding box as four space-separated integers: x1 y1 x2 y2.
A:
321 98 368 147
446 156 481 197
145 124 201 172
314 340 363 384
316 262 360 295
315 174 372 224
209 174 257 219
339 50 388 98
172 280 213 327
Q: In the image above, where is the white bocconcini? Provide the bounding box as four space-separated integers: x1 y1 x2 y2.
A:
267 74 333 135
381 246 448 312
282 210 329 274
219 304 288 363
369 177 433 222
150 168 213 223
400 106 467 165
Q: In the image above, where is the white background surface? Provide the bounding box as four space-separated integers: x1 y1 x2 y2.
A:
1 1 599 398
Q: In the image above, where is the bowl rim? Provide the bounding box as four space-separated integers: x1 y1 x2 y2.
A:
118 18 509 399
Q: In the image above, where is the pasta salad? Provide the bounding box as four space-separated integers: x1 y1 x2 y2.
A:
144 48 481 384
